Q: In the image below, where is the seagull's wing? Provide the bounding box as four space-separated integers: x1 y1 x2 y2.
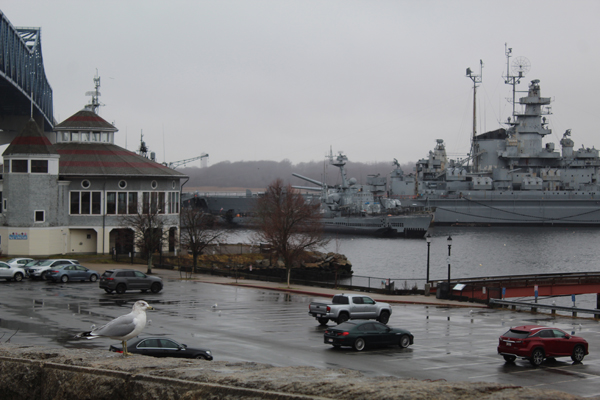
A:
91 313 137 339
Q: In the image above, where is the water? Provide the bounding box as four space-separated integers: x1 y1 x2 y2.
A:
228 226 600 309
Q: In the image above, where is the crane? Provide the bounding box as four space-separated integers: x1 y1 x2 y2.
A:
163 153 209 169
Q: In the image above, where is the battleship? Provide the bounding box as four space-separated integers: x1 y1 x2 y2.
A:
391 46 600 226
292 151 432 237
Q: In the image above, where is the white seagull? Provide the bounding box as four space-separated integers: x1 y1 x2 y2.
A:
76 300 154 356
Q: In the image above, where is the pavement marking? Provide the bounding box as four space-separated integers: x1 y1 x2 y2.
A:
422 360 498 370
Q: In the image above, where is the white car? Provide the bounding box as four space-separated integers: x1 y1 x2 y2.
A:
0 261 27 282
25 259 79 280
6 258 34 268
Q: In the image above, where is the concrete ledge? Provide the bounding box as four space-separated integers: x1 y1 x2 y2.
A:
0 345 581 400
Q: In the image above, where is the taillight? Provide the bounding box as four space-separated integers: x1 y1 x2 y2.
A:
326 306 331 312
105 277 114 281
339 332 349 336
49 270 59 273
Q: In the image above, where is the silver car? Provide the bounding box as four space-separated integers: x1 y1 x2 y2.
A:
25 259 79 280
0 261 27 282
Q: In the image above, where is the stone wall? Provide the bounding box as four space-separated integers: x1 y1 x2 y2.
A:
0 345 580 400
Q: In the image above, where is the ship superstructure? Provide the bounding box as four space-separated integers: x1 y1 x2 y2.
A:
392 46 600 225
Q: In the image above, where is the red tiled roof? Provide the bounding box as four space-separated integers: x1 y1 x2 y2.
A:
55 109 117 131
55 143 186 178
2 119 55 156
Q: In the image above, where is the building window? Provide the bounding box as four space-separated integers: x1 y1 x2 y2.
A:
12 159 28 173
92 132 100 141
70 191 102 214
62 132 69 142
81 132 90 142
172 181 176 189
118 192 127 214
158 192 165 214
71 132 79 141
31 160 48 173
118 180 127 189
34 210 45 223
81 180 91 189
142 192 150 214
3 163 9 173
151 180 158 189
2 199 6 212
128 192 138 214
101 132 108 142
151 192 158 213
106 192 116 214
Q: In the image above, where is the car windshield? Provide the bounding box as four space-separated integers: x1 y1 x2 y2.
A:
25 260 43 267
6 259 19 263
335 322 358 330
36 260 56 266
503 329 530 339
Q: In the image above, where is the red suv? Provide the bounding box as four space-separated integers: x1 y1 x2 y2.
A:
498 325 588 366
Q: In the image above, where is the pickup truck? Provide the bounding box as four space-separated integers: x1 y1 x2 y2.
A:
308 294 392 325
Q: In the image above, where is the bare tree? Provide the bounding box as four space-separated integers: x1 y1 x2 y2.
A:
120 208 170 274
180 206 229 274
253 179 329 287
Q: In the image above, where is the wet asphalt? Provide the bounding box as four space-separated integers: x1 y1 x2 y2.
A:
0 264 599 398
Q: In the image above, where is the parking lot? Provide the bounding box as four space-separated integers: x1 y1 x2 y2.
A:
0 272 599 398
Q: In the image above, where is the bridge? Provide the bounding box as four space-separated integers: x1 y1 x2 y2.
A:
437 272 600 309
0 10 54 140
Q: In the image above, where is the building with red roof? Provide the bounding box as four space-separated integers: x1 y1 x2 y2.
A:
0 106 187 257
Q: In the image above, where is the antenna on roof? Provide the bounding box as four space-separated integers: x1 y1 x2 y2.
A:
85 69 103 114
138 131 148 158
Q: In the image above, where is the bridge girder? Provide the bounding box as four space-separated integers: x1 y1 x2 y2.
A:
0 11 54 136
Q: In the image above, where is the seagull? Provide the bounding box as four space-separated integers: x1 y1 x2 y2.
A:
75 300 154 356
211 303 218 309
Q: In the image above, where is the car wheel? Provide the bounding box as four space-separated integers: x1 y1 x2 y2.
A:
89 274 98 282
104 289 114 294
195 355 207 360
13 272 23 282
115 284 126 294
572 345 586 362
150 282 162 293
60 275 69 283
353 338 366 351
40 271 48 280
529 348 544 366
399 334 411 348
337 313 349 324
378 311 390 324
317 317 329 326
503 355 516 363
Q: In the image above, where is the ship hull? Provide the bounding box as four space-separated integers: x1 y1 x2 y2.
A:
322 214 432 237
419 196 600 226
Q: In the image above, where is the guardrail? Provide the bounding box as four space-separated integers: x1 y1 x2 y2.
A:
489 299 600 319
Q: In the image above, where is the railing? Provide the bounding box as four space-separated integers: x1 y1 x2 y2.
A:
490 299 600 319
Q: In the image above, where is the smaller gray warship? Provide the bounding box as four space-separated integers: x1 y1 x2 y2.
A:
292 151 432 237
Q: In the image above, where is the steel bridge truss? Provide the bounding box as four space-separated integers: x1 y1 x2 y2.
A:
0 10 53 130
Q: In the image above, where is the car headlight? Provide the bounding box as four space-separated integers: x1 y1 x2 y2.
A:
206 351 212 355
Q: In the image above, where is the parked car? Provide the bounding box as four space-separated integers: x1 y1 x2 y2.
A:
309 294 392 325
109 337 212 360
25 259 79 280
498 325 589 366
5 258 35 268
324 320 413 351
99 269 163 294
0 261 28 282
46 264 100 283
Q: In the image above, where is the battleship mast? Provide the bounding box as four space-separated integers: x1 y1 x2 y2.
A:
466 59 483 172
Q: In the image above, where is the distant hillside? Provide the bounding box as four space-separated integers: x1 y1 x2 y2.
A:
179 159 416 189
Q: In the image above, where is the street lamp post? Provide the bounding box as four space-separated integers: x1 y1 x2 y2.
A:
447 235 452 298
425 233 432 284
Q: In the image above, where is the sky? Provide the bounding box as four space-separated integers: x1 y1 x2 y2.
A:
2 1 600 168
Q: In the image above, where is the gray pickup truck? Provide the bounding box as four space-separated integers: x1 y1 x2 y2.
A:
308 294 392 325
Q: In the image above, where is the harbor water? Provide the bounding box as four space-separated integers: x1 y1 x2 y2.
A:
229 226 600 310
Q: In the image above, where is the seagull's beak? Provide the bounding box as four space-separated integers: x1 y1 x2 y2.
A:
147 305 155 310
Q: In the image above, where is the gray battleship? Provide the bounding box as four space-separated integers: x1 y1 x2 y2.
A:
292 151 432 237
391 46 600 226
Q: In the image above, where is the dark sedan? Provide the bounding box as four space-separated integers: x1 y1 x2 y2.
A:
324 320 414 351
46 265 100 283
110 337 213 360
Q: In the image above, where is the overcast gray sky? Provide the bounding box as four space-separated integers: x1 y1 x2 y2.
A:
3 1 599 167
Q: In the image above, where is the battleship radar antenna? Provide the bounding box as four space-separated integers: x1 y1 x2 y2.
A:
466 59 483 172
503 44 530 117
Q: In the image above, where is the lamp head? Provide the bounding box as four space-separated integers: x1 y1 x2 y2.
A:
447 235 452 245
426 233 432 244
